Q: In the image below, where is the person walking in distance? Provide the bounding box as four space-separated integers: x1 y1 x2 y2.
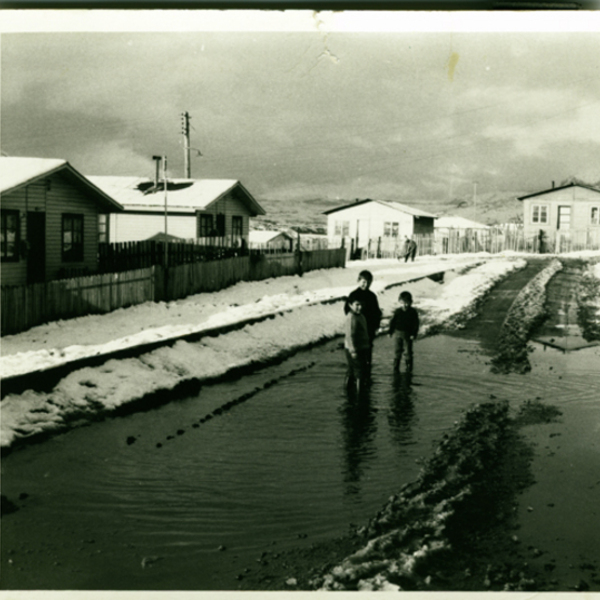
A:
404 237 417 262
344 270 382 377
344 298 370 395
389 290 419 374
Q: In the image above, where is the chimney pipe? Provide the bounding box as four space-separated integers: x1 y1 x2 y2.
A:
552 181 555 189
152 155 162 190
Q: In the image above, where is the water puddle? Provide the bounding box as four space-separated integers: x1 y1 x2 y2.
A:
2 328 598 591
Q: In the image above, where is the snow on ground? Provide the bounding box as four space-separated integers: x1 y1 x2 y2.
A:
0 254 485 378
0 256 526 450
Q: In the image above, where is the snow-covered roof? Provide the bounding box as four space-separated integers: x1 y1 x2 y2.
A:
0 157 124 211
249 230 293 244
435 215 489 229
0 157 66 193
88 175 266 216
323 198 436 219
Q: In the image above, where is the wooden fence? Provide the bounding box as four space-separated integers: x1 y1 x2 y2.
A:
2 248 346 336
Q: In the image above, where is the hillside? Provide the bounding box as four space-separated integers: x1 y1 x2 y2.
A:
253 191 525 233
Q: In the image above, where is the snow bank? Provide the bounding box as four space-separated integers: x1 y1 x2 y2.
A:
0 259 522 450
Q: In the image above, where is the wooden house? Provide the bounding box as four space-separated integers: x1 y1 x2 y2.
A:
249 230 294 251
518 183 600 251
0 157 123 286
323 198 436 255
89 176 266 248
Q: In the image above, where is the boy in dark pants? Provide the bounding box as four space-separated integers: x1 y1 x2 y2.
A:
389 290 419 373
344 270 382 376
344 298 371 395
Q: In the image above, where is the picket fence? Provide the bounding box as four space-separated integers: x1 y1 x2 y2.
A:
1 249 346 336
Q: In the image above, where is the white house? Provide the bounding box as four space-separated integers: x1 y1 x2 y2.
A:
323 198 436 256
518 182 600 251
88 176 266 247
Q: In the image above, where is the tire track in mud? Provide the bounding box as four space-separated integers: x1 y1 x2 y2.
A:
446 258 551 352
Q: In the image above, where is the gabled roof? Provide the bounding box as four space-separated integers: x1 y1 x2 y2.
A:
323 198 436 219
435 215 489 229
517 182 600 201
249 230 294 244
0 157 124 212
88 175 266 216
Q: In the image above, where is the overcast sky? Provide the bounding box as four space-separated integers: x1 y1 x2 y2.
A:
2 11 600 202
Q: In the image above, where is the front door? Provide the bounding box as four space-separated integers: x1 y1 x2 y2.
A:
557 205 571 230
27 212 46 283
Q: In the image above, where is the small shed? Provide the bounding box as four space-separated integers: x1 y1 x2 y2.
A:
89 176 266 248
323 198 436 255
518 182 600 251
249 230 294 251
0 157 123 286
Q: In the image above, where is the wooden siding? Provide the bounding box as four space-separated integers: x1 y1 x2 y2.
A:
108 189 254 242
44 172 101 280
204 190 251 238
1 188 28 286
110 212 197 242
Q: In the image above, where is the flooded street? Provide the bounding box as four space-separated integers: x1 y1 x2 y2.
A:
3 321 598 590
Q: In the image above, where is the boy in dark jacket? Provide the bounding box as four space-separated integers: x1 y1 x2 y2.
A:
389 290 419 373
344 270 382 375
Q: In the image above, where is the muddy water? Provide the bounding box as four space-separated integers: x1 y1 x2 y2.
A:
3 324 598 591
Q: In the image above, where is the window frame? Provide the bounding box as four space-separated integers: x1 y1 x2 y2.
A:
62 213 84 262
198 213 214 237
591 205 600 226
531 203 549 224
383 221 399 237
1 209 20 262
232 215 243 238
334 220 349 237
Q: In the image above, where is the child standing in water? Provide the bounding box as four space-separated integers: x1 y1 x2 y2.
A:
344 298 371 395
344 270 382 376
389 290 419 373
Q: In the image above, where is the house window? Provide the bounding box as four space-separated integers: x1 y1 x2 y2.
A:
334 220 349 236
232 216 243 238
98 214 107 243
532 204 548 224
591 206 600 225
1 209 19 262
62 213 84 262
198 213 214 237
384 221 399 237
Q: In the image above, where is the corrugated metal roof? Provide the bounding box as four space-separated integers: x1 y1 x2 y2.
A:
0 157 67 193
323 198 436 218
88 175 266 215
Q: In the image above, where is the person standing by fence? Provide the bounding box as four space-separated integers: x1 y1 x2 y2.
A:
404 238 417 262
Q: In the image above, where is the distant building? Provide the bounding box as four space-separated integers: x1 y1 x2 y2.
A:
434 215 490 254
249 230 294 251
0 157 123 286
89 176 266 248
323 198 436 256
518 182 600 251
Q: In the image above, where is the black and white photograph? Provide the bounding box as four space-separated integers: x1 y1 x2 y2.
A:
1 9 600 595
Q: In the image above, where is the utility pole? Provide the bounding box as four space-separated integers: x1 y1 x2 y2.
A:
181 111 191 178
153 155 168 265
473 181 478 221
